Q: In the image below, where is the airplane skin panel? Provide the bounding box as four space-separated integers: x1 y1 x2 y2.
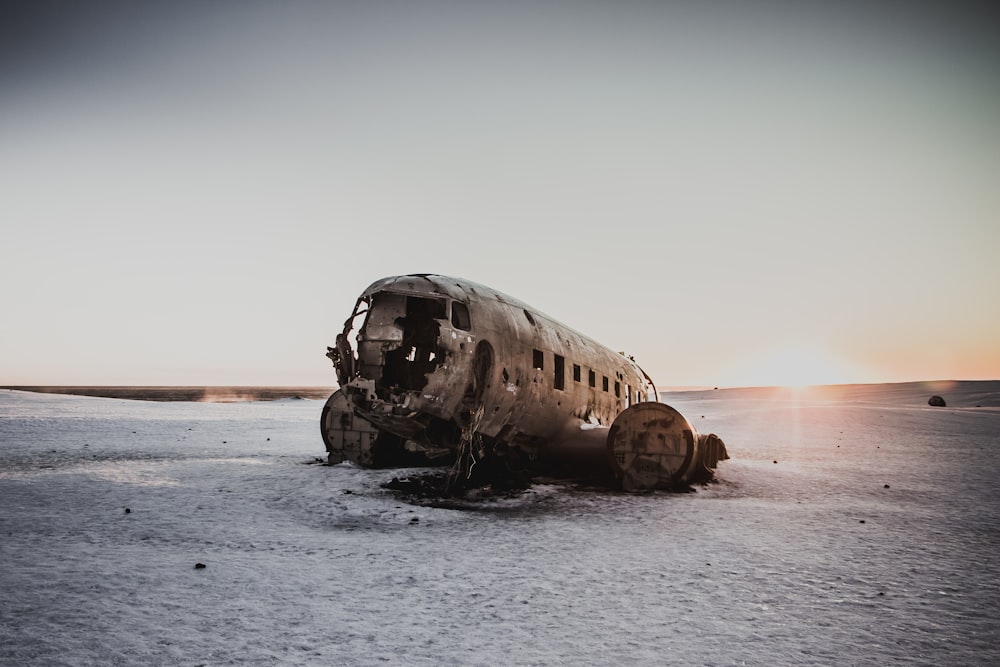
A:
322 274 727 490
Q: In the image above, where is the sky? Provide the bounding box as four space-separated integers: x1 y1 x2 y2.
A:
2 0 998 388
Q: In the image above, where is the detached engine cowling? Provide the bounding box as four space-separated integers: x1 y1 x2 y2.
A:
607 402 729 491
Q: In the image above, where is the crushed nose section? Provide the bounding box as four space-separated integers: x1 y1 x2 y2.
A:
342 291 447 399
327 289 449 405
607 402 728 491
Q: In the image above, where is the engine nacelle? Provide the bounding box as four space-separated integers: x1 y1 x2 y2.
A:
607 402 728 490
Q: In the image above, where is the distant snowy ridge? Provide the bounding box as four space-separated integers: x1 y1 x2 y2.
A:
662 380 1000 408
1 386 336 403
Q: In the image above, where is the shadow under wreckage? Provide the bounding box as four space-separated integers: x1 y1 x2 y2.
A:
321 274 727 495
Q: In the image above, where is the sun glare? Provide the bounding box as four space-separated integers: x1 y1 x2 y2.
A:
734 345 856 388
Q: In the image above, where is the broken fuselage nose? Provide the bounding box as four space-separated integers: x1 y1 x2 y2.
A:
326 276 482 455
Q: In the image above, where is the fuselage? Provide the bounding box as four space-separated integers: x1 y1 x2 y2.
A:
324 274 655 468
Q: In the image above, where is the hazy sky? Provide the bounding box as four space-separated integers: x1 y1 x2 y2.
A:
2 1 998 387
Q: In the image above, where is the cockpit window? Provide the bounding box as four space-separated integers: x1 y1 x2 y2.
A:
451 302 471 331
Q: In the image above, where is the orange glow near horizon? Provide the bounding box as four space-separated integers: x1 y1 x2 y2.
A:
726 345 863 388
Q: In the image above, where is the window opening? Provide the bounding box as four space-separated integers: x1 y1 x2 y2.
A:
379 295 445 391
614 381 621 398
554 354 565 391
573 364 581 382
533 349 544 370
451 301 471 331
602 376 609 392
589 370 596 388
523 310 537 326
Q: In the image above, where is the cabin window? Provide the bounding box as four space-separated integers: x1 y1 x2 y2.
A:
589 370 596 388
524 310 537 326
602 376 609 392
614 381 621 398
533 349 544 370
451 302 471 331
573 364 581 382
626 384 632 407
554 354 565 390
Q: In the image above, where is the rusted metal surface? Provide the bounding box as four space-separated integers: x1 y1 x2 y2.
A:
320 389 380 466
322 274 727 490
607 403 729 490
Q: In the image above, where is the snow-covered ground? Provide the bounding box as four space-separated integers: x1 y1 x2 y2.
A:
1 383 998 666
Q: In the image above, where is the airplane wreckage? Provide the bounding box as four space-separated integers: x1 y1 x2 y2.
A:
322 274 728 492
